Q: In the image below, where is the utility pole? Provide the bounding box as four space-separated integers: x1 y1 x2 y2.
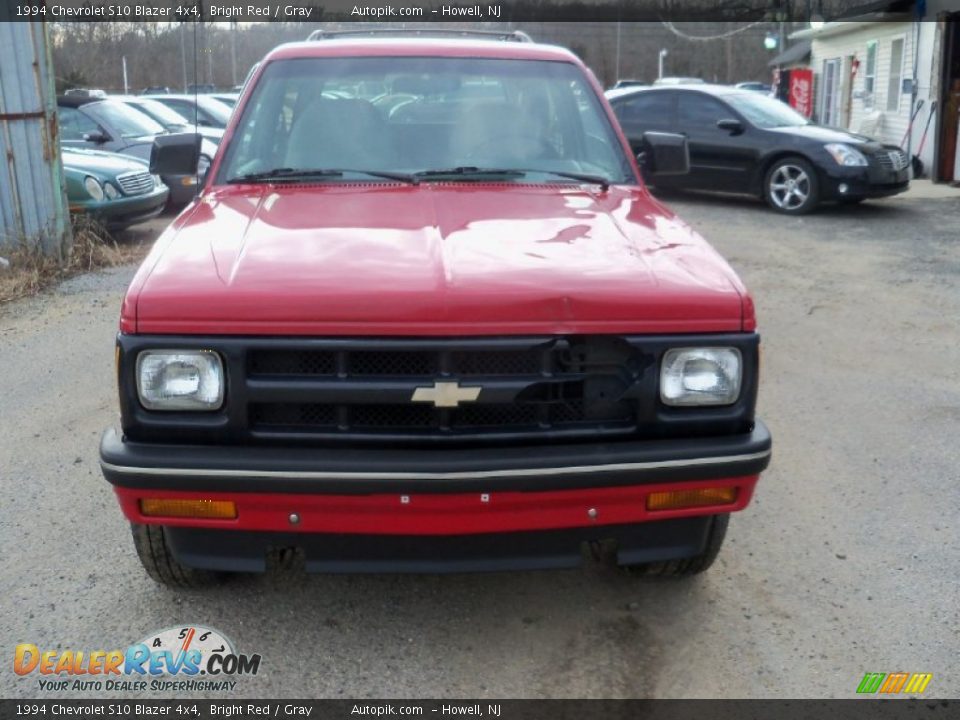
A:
230 20 237 87
122 56 128 94
614 21 621 82
779 0 792 57
205 22 213 86
179 22 187 92
658 48 668 80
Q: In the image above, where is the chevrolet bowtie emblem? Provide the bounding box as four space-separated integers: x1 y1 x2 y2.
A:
411 381 482 408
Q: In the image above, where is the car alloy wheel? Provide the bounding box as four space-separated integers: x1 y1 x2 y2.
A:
768 163 812 211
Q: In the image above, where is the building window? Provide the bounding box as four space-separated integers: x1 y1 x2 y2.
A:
887 37 905 112
821 58 841 126
864 40 877 109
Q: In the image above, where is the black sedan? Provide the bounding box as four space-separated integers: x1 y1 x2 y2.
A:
606 85 910 214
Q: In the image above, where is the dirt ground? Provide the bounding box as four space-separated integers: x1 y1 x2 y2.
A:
1 191 957 699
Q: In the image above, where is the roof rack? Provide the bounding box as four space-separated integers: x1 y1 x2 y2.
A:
306 28 534 43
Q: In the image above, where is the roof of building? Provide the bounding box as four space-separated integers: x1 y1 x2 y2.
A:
769 40 812 68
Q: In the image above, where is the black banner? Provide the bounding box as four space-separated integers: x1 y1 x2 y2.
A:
0 0 928 23
0 700 957 720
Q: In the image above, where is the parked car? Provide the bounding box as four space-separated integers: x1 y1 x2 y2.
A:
606 85 910 213
62 148 168 229
57 95 217 206
735 81 772 93
101 35 770 586
653 77 705 86
64 88 106 98
205 92 240 109
186 83 217 94
141 86 171 95
610 79 648 90
143 93 232 129
112 95 224 145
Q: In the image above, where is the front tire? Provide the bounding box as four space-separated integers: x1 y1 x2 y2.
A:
764 157 819 214
622 514 730 577
131 523 223 588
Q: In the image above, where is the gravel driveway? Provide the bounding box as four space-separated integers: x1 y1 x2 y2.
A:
1 192 957 699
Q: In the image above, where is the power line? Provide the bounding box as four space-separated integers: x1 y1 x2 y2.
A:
661 20 768 41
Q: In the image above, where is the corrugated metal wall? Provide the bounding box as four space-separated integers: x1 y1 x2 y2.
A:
0 21 70 257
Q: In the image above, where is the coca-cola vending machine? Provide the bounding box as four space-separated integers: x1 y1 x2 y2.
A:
773 68 814 119
789 69 814 118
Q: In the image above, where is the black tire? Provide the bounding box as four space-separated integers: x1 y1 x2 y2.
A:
131 523 223 588
622 514 730 578
763 157 819 214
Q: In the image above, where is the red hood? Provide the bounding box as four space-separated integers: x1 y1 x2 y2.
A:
124 184 751 335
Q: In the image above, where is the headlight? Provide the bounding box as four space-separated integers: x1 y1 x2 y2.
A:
825 143 868 167
103 182 119 200
136 350 224 411
152 174 164 188
83 176 105 201
660 348 742 406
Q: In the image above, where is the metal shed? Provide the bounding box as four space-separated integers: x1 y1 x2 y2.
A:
0 20 70 257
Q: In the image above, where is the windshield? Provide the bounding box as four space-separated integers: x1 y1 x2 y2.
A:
725 92 809 128
90 100 165 138
217 56 633 184
195 96 232 125
128 99 190 128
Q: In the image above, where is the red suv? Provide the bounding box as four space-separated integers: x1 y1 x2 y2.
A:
100 34 771 586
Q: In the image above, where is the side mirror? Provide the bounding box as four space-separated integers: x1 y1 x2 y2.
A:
150 133 201 176
83 131 109 144
717 118 744 135
637 131 689 176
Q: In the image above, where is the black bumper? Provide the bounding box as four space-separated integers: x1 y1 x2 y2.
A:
820 165 910 201
100 420 771 495
163 517 721 573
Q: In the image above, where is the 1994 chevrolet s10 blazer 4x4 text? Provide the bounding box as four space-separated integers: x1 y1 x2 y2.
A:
99 32 772 586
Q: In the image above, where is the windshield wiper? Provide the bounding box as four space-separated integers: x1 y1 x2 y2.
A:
517 169 611 191
414 166 610 190
414 166 527 180
227 168 419 184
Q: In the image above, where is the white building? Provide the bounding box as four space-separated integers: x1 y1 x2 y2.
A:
791 2 960 183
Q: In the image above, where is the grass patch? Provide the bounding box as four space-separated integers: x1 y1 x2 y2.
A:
0 216 151 306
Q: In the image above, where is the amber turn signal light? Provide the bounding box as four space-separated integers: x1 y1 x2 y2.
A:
140 498 237 519
646 487 738 511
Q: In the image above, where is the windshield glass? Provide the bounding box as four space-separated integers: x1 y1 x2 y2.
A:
91 100 165 138
218 56 632 184
128 99 190 128
725 92 809 128
195 96 232 125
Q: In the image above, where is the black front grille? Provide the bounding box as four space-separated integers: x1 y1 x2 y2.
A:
249 351 337 376
452 403 541 429
349 404 437 429
251 402 337 427
244 338 647 443
248 348 543 377
874 148 909 171
350 351 439 377
119 333 760 447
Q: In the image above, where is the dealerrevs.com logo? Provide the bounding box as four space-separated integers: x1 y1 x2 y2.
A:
14 625 261 692
856 672 933 695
